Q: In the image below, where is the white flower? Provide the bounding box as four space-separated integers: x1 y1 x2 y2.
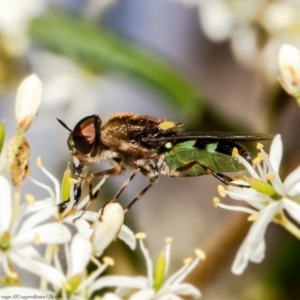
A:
30 158 136 253
215 134 300 275
91 234 203 299
0 0 46 56
173 0 300 79
0 175 71 288
15 74 43 132
53 233 114 300
278 44 300 97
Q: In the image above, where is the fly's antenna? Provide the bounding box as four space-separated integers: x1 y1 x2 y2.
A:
57 118 72 132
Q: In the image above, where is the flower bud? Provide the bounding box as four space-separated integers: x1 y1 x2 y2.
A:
15 74 43 132
92 203 124 256
278 44 300 97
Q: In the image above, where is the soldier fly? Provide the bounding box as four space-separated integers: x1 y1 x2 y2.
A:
57 113 272 213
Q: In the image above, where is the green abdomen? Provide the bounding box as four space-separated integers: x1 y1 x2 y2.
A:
165 140 246 176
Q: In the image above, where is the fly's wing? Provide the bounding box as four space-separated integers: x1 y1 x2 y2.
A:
144 132 273 143
164 139 250 177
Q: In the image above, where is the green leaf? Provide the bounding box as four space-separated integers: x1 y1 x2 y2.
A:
29 14 203 119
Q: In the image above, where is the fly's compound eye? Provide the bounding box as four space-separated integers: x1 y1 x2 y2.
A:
72 115 99 155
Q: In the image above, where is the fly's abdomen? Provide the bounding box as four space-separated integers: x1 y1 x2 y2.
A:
165 140 247 176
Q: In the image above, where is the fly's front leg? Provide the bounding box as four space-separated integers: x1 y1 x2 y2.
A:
175 161 249 188
73 165 123 222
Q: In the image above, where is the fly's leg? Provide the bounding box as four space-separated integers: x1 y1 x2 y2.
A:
73 165 122 222
124 176 159 213
175 161 249 188
98 169 140 220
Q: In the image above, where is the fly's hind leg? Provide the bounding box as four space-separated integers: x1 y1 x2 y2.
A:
175 161 249 188
98 168 140 220
123 176 159 213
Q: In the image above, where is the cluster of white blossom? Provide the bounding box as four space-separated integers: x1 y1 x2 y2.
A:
211 42 300 275
169 0 300 80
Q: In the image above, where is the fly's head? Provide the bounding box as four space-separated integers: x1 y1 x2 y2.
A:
58 115 105 166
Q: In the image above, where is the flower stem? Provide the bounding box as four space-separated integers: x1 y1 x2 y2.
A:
274 213 300 239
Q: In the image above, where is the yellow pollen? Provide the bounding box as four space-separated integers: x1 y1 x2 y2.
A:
25 194 35 205
232 147 238 158
52 244 59 252
165 237 173 244
252 157 262 166
103 256 115 266
256 143 264 149
135 232 147 239
218 185 227 198
213 197 220 207
184 257 193 264
26 170 32 177
195 248 206 260
257 152 264 160
34 233 40 245
36 156 42 168
248 214 259 222
7 271 18 280
68 178 78 184
266 173 276 180
61 281 71 291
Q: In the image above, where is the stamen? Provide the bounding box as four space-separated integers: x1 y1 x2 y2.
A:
248 214 259 221
61 281 71 291
25 194 35 205
266 173 276 180
195 248 206 260
103 256 115 266
68 178 78 184
218 185 227 198
213 197 220 207
7 271 18 280
256 143 264 149
183 257 192 264
253 156 262 166
36 156 42 168
135 232 147 239
34 233 40 245
217 202 257 214
165 237 173 244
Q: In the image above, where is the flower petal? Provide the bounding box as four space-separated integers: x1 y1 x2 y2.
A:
129 288 155 300
118 224 136 250
10 252 66 288
283 165 300 197
19 207 57 232
70 233 92 277
231 201 281 275
102 293 123 300
89 275 147 295
268 134 282 174
159 294 184 300
0 175 12 232
283 198 300 224
167 283 201 298
12 223 71 248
